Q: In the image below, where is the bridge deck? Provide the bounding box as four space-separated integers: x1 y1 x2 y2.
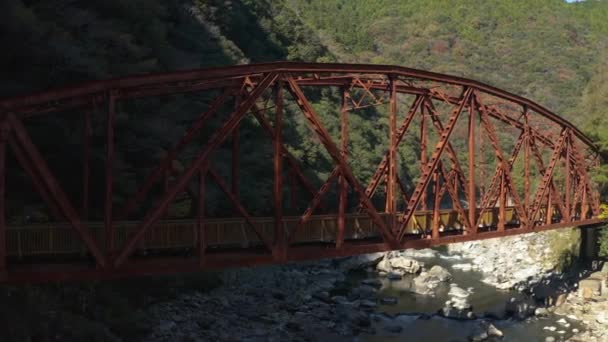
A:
1 207 602 283
6 207 520 258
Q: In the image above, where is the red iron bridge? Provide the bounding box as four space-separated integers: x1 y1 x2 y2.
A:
0 62 604 283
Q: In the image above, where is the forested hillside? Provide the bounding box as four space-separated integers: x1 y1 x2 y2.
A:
1 0 608 221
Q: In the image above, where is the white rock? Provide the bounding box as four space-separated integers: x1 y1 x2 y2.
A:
448 286 470 299
376 257 392 273
400 248 438 258
543 326 557 331
389 257 422 274
452 263 474 271
427 265 452 282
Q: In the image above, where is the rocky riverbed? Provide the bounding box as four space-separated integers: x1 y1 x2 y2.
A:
139 228 604 341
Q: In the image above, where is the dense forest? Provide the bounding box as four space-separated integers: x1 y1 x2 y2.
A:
2 1 608 340
1 0 608 220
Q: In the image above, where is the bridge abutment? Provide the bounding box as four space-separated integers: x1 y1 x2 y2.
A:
580 226 598 260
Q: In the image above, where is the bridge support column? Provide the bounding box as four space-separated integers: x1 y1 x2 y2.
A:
580 227 598 260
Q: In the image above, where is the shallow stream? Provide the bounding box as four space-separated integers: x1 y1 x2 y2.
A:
344 252 584 341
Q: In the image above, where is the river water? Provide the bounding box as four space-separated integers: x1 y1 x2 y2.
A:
343 253 584 341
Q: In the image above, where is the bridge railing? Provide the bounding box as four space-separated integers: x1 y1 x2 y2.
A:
5 207 520 259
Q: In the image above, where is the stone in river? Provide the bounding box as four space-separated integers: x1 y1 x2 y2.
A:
387 273 402 280
359 299 378 308
426 265 452 281
578 278 601 299
389 257 422 274
361 278 383 288
380 296 398 305
384 324 403 333
452 263 474 271
534 307 549 317
340 252 385 271
470 320 503 341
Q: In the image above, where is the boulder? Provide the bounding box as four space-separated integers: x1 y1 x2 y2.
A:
412 266 452 295
389 257 422 274
376 257 392 274
441 285 474 319
428 265 452 282
534 307 549 317
452 263 475 271
340 252 385 271
449 286 471 309
578 278 601 299
387 273 403 280
380 296 398 305
505 297 536 320
384 324 403 333
469 320 503 341
376 255 422 275
349 285 377 300
601 262 608 274
361 278 383 288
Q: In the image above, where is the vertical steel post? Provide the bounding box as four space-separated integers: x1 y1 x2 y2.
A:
386 76 398 230
82 109 91 220
420 104 428 210
0 116 7 271
432 167 441 239
289 168 297 211
232 94 241 198
595 158 601 213
565 134 572 222
546 187 553 224
523 109 530 213
337 88 348 249
479 115 486 203
105 92 115 259
582 185 588 219
198 168 206 266
498 173 506 232
468 95 476 233
273 81 286 260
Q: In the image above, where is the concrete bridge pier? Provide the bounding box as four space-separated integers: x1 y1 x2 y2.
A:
580 226 599 260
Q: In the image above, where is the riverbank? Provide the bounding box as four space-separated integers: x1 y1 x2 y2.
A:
0 228 601 341
139 229 590 341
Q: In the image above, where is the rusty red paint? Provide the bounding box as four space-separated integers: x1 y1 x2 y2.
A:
0 63 602 283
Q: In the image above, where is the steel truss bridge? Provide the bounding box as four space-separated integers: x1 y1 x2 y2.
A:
0 62 604 283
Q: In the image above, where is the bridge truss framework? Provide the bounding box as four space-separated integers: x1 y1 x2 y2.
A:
0 62 603 283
